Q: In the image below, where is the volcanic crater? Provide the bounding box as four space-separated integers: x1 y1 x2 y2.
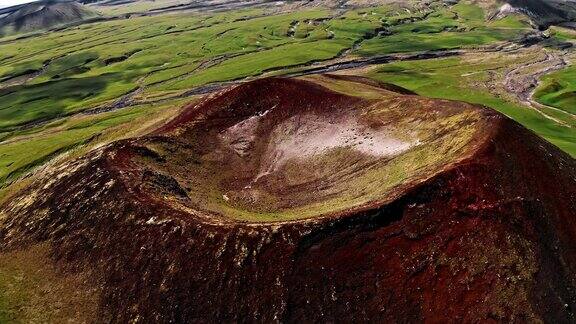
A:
1 75 575 322
124 76 488 222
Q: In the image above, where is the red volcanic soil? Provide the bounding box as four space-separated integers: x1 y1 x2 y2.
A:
1 76 576 322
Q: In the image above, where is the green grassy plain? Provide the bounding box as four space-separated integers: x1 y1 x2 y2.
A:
0 0 573 193
535 65 576 115
0 1 530 132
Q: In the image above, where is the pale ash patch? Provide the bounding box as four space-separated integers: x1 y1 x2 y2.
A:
219 105 276 157
252 113 418 183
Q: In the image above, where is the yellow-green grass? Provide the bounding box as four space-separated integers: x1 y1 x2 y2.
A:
0 9 338 130
90 0 193 16
366 57 576 157
547 26 576 42
0 244 99 323
0 98 185 190
534 65 576 115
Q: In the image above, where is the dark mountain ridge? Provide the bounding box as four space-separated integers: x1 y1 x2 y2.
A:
507 0 576 26
0 0 99 35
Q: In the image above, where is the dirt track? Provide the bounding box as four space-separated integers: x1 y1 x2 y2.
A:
503 50 575 126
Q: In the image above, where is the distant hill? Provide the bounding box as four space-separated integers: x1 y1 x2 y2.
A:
487 0 576 28
0 0 99 36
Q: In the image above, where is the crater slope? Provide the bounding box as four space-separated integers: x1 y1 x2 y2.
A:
1 76 575 322
143 76 486 222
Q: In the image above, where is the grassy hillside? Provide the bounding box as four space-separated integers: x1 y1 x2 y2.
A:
366 55 576 156
535 65 576 115
534 28 576 116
